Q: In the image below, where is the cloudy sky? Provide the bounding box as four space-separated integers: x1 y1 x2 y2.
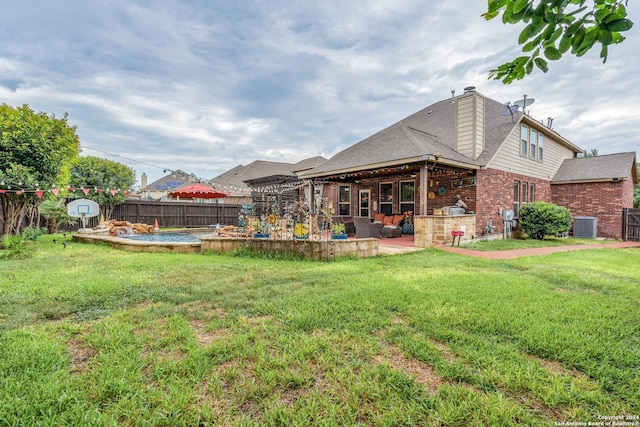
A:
1 1 638 187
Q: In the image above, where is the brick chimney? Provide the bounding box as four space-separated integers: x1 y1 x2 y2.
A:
140 173 148 189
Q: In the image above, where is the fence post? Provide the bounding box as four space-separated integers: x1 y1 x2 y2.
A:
622 208 628 241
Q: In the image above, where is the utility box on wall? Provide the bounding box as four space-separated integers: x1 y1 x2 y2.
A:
573 216 598 238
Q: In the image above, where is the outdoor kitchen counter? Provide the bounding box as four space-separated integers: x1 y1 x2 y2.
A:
413 214 476 247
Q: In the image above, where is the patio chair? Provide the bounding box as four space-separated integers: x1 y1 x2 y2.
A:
332 216 355 236
353 217 383 238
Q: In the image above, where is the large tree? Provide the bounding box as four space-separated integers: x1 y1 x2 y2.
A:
484 0 633 83
0 104 80 236
68 156 135 219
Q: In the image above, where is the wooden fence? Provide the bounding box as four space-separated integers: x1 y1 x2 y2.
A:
57 200 241 230
112 200 240 228
622 208 640 242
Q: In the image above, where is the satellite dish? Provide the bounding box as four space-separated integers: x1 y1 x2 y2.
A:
501 103 520 116
514 97 535 108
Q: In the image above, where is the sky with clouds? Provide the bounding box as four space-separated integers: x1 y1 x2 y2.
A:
1 1 638 187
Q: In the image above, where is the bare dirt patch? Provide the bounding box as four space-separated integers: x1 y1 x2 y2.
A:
375 343 444 397
69 337 98 373
188 320 228 346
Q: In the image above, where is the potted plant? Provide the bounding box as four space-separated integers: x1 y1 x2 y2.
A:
332 222 347 239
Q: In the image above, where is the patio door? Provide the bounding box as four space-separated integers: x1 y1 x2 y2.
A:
359 189 371 218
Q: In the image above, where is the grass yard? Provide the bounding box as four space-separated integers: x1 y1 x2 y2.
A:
1 234 639 426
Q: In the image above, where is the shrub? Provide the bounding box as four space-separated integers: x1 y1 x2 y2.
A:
20 226 47 241
0 234 35 260
518 201 572 240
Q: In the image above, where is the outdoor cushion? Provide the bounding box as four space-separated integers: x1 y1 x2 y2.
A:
393 215 405 226
374 213 386 222
383 215 395 225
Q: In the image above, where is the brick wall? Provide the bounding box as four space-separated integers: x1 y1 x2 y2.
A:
551 178 634 238
475 169 551 236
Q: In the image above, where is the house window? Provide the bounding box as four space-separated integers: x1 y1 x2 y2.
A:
338 185 351 216
522 181 528 206
379 182 393 215
538 134 544 161
514 181 520 216
520 125 528 156
530 129 538 160
529 183 536 202
399 181 415 215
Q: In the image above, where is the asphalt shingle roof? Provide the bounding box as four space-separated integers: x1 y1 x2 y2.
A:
552 152 638 183
301 92 525 177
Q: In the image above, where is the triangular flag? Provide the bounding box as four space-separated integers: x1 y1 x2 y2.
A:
51 189 59 196
0 190 6 194
16 190 24 195
36 190 44 199
83 188 90 195
96 189 104 193
110 189 117 196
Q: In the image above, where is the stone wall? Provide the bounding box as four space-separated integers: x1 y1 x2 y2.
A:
414 214 476 248
201 237 379 260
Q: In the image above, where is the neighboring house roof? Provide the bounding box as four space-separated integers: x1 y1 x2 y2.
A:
212 156 328 192
300 91 580 179
552 152 638 184
141 170 195 191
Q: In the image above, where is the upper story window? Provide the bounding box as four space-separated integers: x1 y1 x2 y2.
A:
520 125 544 163
520 125 528 156
538 134 544 161
338 185 351 216
530 129 538 160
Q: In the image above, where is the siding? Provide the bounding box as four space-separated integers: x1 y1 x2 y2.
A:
455 92 484 160
487 123 575 180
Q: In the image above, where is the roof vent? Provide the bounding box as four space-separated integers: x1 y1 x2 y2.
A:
463 86 476 94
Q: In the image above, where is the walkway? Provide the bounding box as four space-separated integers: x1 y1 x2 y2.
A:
434 241 640 259
375 234 640 257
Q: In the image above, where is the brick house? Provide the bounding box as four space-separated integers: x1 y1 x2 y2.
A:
299 87 638 244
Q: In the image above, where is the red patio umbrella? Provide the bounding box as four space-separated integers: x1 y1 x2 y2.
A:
169 183 227 199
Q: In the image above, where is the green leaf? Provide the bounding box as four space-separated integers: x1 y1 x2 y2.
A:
575 27 598 54
571 27 586 50
559 34 572 53
513 0 530 15
534 57 549 72
600 44 608 62
597 28 613 45
544 46 562 60
605 19 633 32
526 58 534 74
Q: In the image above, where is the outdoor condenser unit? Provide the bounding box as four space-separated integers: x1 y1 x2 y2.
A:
573 216 598 238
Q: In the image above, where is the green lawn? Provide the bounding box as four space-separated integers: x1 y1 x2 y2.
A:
1 234 638 426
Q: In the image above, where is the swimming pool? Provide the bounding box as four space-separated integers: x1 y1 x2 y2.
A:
123 232 202 243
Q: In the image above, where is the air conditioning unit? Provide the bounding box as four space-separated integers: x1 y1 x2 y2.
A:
573 216 598 238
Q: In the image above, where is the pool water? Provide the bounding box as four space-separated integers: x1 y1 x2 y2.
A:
123 233 201 243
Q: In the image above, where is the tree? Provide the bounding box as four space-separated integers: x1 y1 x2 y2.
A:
0 104 80 236
39 199 76 234
484 0 633 84
68 156 135 219
582 148 599 157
